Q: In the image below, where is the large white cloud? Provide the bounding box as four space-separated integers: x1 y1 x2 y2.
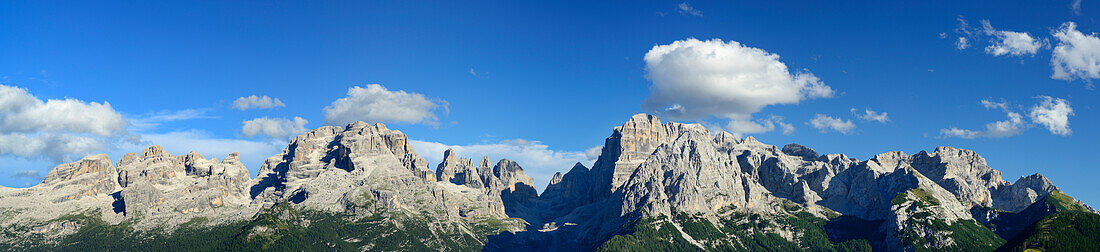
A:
0 133 104 162
808 114 855 134
981 20 1044 57
0 85 126 136
1051 22 1100 84
323 84 448 126
642 38 835 121
232 95 285 110
410 139 593 192
1029 96 1074 136
0 84 129 161
242 117 309 140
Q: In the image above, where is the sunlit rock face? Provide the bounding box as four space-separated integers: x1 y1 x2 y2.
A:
0 114 1090 251
116 145 252 217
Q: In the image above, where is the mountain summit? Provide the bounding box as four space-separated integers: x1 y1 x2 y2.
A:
0 114 1094 251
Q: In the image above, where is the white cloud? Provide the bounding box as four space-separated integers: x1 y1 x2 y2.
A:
323 84 448 126
941 100 1028 139
981 20 1044 57
677 2 703 16
12 169 41 179
129 109 212 130
642 38 834 121
957 37 971 50
242 117 309 140
1072 0 1083 15
585 146 603 160
941 112 1027 139
851 108 890 123
1051 22 1100 85
726 115 794 136
410 139 589 192
809 114 856 134
1029 96 1074 136
232 95 285 110
955 16 977 37
0 84 132 162
0 85 126 136
981 99 1009 111
953 17 976 50
0 133 104 162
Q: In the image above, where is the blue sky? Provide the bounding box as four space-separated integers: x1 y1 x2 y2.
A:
1 1 1098 206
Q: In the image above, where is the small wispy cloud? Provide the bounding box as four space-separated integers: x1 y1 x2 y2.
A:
130 109 214 130
677 2 703 17
809 114 856 134
13 170 41 179
851 108 890 123
232 95 285 110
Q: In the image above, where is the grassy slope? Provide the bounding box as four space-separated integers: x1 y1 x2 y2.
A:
996 192 1100 252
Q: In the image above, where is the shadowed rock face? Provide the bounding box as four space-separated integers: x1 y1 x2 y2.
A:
781 143 818 161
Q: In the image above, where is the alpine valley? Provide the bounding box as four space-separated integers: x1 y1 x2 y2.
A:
0 114 1096 252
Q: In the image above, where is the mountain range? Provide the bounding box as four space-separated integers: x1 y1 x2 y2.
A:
0 113 1096 251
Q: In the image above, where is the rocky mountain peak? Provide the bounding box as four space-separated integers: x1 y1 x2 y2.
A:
593 113 709 193
741 135 761 144
140 145 169 158
781 143 818 160
713 131 741 145
115 145 251 219
492 159 535 191
435 149 482 187
40 154 113 186
871 151 909 169
0 113 1093 252
38 154 119 203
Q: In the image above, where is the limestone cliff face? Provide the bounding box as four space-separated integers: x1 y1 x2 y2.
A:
249 122 459 216
541 114 705 222
115 145 252 221
524 114 1083 251
435 149 484 188
0 146 255 239
429 148 540 222
615 127 775 217
246 121 536 225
